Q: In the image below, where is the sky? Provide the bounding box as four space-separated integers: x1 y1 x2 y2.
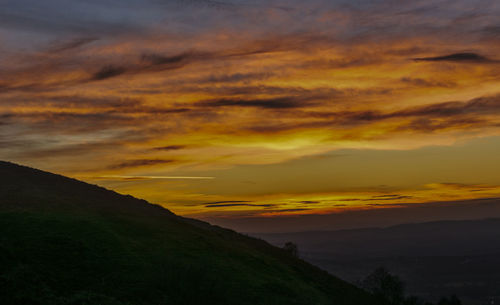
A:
1 0 500 232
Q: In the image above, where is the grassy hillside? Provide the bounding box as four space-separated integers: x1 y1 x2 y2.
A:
0 161 374 305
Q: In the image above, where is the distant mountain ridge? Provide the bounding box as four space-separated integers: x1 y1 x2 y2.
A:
254 218 500 258
0 161 375 305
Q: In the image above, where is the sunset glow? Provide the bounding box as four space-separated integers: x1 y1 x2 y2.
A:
2 0 500 229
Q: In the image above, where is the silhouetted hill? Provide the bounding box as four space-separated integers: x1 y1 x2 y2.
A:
0 161 373 305
255 220 500 305
255 219 500 258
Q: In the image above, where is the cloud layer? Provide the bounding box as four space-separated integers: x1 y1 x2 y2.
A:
1 0 500 224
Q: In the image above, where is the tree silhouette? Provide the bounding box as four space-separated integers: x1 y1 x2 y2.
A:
283 242 298 257
362 267 405 305
437 295 461 305
361 267 463 305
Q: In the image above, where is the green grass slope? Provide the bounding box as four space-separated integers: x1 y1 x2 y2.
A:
0 161 374 305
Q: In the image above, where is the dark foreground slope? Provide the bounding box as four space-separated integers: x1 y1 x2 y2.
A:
0 161 373 305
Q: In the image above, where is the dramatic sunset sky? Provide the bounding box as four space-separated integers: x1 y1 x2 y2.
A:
1 0 500 231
